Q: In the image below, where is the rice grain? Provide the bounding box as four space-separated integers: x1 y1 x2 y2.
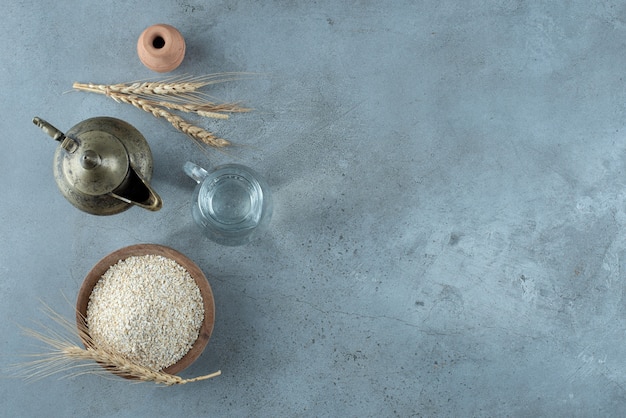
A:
86 254 204 371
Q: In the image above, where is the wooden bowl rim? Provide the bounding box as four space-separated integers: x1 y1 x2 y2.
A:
76 243 215 376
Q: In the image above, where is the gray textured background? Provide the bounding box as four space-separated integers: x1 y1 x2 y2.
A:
2 1 626 416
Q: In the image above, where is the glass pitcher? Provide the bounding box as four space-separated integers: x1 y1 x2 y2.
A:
184 162 273 246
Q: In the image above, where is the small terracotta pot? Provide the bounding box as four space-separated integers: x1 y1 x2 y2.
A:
137 24 186 73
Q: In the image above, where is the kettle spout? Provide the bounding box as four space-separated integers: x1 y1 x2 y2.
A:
33 116 79 153
109 166 162 211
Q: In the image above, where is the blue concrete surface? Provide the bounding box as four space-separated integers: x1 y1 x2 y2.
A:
3 1 626 416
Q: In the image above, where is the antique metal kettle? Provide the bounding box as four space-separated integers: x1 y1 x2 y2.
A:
33 116 162 215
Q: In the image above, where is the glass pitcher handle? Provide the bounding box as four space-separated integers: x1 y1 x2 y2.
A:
183 161 210 184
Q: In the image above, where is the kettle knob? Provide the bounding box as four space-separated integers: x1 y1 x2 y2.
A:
80 149 102 169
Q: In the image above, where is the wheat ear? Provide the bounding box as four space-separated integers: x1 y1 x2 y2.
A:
151 100 251 119
73 81 251 117
108 93 230 148
151 100 230 120
62 346 221 385
72 75 258 149
11 305 221 386
72 81 207 96
73 73 258 96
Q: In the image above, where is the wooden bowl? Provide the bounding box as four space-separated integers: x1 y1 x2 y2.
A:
76 243 215 376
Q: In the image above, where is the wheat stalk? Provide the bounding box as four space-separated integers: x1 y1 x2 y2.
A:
73 73 255 96
61 346 221 385
72 83 249 118
107 92 231 148
73 74 255 150
152 100 251 119
73 81 206 96
11 304 221 386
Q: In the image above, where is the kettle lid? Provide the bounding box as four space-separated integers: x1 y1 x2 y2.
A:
62 130 130 196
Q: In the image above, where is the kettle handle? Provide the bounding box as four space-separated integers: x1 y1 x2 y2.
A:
184 161 209 184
